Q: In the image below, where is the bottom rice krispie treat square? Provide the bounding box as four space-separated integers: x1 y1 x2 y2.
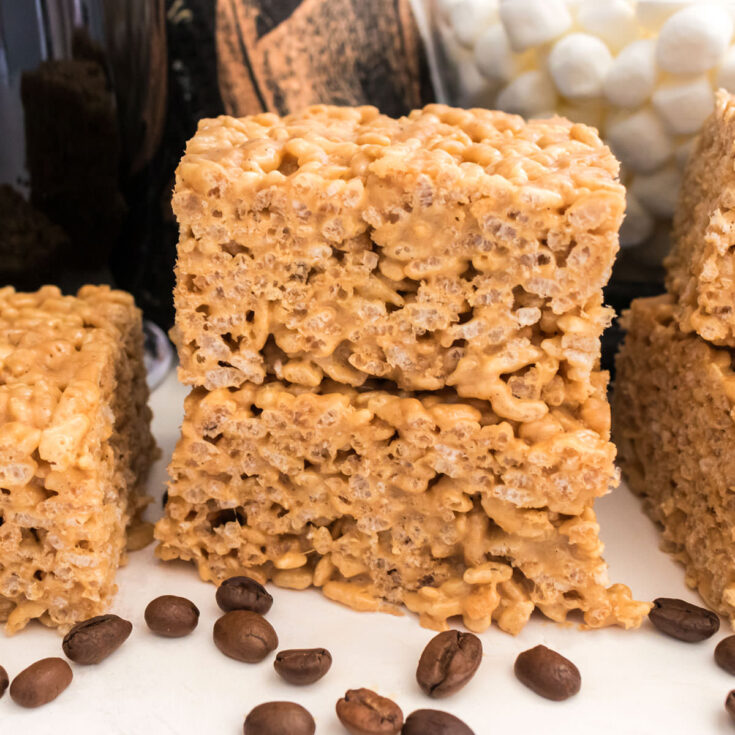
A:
156 378 648 634
0 285 158 633
614 294 735 623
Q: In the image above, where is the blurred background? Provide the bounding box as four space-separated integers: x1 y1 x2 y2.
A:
3 0 701 371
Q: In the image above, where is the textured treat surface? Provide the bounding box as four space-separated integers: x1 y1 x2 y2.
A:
614 294 735 623
0 285 157 632
156 379 648 634
160 103 645 634
665 90 735 346
172 104 623 422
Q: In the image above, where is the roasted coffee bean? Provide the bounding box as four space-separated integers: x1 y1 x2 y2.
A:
145 595 200 637
514 645 581 701
402 708 474 735
216 576 273 614
274 648 332 685
336 688 403 735
0 665 8 699
244 701 315 735
213 610 278 662
62 614 133 665
726 691 735 723
10 658 72 708
716 636 735 674
416 630 482 698
649 597 720 642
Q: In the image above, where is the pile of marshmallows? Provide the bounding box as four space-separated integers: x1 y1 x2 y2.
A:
433 0 735 247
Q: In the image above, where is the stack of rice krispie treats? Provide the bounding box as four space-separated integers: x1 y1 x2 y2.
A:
156 104 649 633
615 91 735 624
0 285 157 633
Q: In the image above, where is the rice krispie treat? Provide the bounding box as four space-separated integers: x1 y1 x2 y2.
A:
0 285 158 633
156 377 649 634
171 104 623 422
614 294 735 623
665 90 735 346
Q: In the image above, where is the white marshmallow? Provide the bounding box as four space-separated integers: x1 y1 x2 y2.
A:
449 0 500 47
630 164 681 218
603 39 657 109
436 0 463 22
636 1 695 31
716 45 735 93
675 136 697 170
620 191 655 247
473 23 520 82
578 0 639 52
499 0 572 53
548 33 613 100
606 108 673 173
652 77 715 135
656 4 733 75
496 70 558 118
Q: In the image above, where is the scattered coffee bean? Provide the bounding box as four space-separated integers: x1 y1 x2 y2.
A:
514 645 580 701
649 597 720 642
716 636 735 675
416 630 482 698
213 610 278 662
244 701 315 735
0 665 8 699
216 576 273 614
10 658 73 708
145 595 200 637
274 648 332 685
336 688 403 735
727 691 735 723
62 614 133 665
402 708 474 735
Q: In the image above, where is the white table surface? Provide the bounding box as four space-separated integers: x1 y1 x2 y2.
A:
2 370 733 735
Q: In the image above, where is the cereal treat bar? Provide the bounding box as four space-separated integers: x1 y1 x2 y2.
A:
0 286 158 633
665 90 735 347
171 105 623 422
157 379 649 634
614 294 735 623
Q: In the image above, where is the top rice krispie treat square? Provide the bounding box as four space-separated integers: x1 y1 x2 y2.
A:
172 104 624 423
666 90 735 347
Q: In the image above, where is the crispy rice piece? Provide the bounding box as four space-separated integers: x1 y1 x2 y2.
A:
0 285 157 633
614 294 735 623
171 104 622 424
156 377 648 634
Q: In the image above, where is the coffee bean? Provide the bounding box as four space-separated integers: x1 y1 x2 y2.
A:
62 614 133 665
145 595 200 637
716 636 735 674
10 658 72 708
726 691 735 723
514 645 581 701
336 688 403 735
402 709 474 735
649 597 720 642
416 630 482 698
0 665 8 699
244 701 315 735
213 610 278 662
274 648 332 685
217 576 273 614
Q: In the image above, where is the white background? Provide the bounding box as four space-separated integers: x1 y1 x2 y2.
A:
1 372 733 735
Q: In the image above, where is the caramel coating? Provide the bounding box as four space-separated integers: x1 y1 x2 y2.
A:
0 285 158 633
171 104 622 423
615 294 735 624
